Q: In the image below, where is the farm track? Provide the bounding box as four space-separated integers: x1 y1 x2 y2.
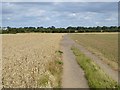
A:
61 34 118 88
61 35 89 88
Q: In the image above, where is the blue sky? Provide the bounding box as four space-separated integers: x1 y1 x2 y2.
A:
1 2 118 28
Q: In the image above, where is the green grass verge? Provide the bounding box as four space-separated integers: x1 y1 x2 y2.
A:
71 46 119 89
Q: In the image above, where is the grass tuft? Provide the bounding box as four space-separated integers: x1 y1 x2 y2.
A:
55 50 63 56
38 75 49 87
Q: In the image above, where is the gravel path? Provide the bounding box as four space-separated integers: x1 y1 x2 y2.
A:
61 35 89 88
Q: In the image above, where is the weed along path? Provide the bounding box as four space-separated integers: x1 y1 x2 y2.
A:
61 35 89 88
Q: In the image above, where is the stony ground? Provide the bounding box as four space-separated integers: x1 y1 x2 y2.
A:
2 33 64 88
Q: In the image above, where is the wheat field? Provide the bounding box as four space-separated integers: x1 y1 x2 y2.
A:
2 33 64 88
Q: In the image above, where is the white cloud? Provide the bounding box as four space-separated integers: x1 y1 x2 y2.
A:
105 13 117 21
3 2 16 9
44 17 50 20
25 8 46 17
2 2 118 27
53 2 61 5
68 13 77 17
95 22 100 25
83 16 91 20
105 17 117 21
105 18 112 21
7 17 11 20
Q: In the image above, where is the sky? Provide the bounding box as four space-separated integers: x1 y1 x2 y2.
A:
1 2 118 28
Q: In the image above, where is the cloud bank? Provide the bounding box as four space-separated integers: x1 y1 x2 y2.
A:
2 2 118 27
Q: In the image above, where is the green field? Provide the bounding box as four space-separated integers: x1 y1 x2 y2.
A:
70 33 118 70
71 46 119 88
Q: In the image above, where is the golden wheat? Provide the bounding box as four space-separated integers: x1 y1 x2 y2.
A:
2 33 64 88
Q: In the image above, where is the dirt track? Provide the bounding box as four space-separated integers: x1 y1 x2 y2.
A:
61 35 89 88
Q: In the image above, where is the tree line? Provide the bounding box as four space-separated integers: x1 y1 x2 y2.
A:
1 26 119 34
